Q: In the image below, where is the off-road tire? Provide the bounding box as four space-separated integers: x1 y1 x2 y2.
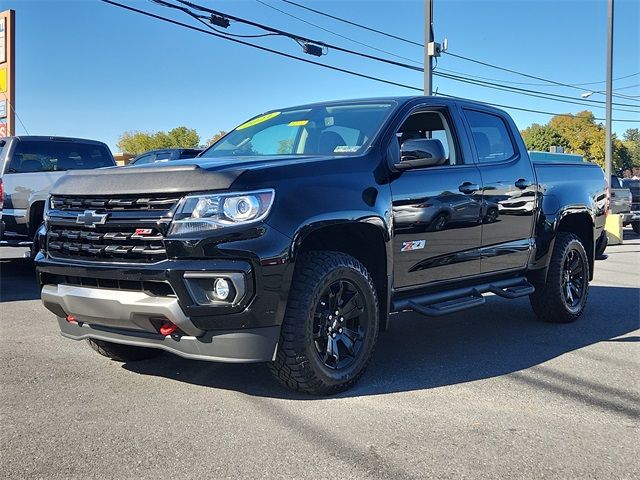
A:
87 339 163 362
529 232 589 323
269 251 379 395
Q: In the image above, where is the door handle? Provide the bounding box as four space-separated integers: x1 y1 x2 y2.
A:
458 182 480 194
515 178 532 189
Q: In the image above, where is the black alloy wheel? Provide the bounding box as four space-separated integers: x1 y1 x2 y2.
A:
561 249 586 312
312 279 367 370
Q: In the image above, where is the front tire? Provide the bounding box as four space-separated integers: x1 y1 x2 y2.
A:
270 251 379 395
529 232 589 323
87 339 163 362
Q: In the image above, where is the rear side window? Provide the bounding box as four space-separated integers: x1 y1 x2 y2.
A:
8 140 113 173
465 110 516 163
610 176 621 188
178 150 201 159
154 152 172 162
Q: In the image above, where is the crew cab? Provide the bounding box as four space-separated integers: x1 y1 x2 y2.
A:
0 136 115 252
35 97 607 395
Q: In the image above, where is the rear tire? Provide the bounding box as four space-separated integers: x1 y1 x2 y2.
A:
87 339 163 362
632 222 640 235
529 232 589 323
269 251 379 395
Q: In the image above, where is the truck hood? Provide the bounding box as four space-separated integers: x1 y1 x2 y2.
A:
50 155 332 196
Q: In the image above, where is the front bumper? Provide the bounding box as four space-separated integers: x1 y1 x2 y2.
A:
36 254 290 331
41 283 280 362
58 318 280 363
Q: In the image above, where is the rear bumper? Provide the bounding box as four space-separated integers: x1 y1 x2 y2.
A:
621 211 640 223
42 284 280 362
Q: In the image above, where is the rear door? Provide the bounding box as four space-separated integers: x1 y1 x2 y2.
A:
391 105 484 288
461 108 537 273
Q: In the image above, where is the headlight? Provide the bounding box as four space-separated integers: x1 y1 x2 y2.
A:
169 189 275 235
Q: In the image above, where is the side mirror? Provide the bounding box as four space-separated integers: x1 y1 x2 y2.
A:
396 138 446 170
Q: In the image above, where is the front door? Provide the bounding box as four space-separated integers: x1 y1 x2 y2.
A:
391 107 484 288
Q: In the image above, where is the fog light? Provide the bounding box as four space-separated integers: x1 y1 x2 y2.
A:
213 278 230 300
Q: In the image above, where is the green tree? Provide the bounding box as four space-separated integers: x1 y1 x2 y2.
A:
622 128 640 167
521 112 638 173
548 111 606 167
166 127 200 149
117 126 200 154
521 123 569 152
206 130 228 146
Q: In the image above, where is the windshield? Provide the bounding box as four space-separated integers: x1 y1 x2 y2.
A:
201 101 395 158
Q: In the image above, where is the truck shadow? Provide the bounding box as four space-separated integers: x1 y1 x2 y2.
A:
0 260 40 302
123 284 640 399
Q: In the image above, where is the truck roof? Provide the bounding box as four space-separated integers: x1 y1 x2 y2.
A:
274 95 509 116
2 136 108 146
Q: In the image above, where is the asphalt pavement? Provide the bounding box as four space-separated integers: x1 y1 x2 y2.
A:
1 232 638 479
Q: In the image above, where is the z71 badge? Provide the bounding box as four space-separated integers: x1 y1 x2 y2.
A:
401 240 426 252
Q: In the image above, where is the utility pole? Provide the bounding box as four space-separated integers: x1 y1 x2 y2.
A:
604 0 614 182
424 0 433 96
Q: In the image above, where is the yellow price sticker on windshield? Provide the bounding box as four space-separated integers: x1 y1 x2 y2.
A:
288 120 309 127
236 112 281 130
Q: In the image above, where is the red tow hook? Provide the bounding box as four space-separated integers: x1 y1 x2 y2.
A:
159 321 179 336
66 314 77 323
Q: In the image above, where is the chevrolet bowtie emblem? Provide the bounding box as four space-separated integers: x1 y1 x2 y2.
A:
76 210 109 228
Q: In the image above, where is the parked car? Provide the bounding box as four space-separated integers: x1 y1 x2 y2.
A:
0 136 115 253
36 97 606 395
128 148 202 166
609 175 632 216
621 178 640 234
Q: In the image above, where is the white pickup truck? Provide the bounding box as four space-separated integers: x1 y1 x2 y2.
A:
0 136 115 253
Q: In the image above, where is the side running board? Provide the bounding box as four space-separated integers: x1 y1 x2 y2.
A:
393 277 535 318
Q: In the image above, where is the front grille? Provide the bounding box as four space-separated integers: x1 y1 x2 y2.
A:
40 273 175 296
47 226 167 263
51 195 181 212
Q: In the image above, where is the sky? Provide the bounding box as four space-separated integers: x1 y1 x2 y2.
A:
5 0 640 151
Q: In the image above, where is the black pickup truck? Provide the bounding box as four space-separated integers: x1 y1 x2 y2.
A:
36 97 607 395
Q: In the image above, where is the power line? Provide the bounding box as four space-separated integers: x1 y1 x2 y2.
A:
280 0 423 48
444 51 640 102
150 0 278 38
254 0 421 65
435 71 640 112
158 0 640 112
612 82 640 91
2 92 29 135
434 92 633 121
436 67 640 90
101 0 422 91
281 0 639 95
170 0 426 72
99 0 640 123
